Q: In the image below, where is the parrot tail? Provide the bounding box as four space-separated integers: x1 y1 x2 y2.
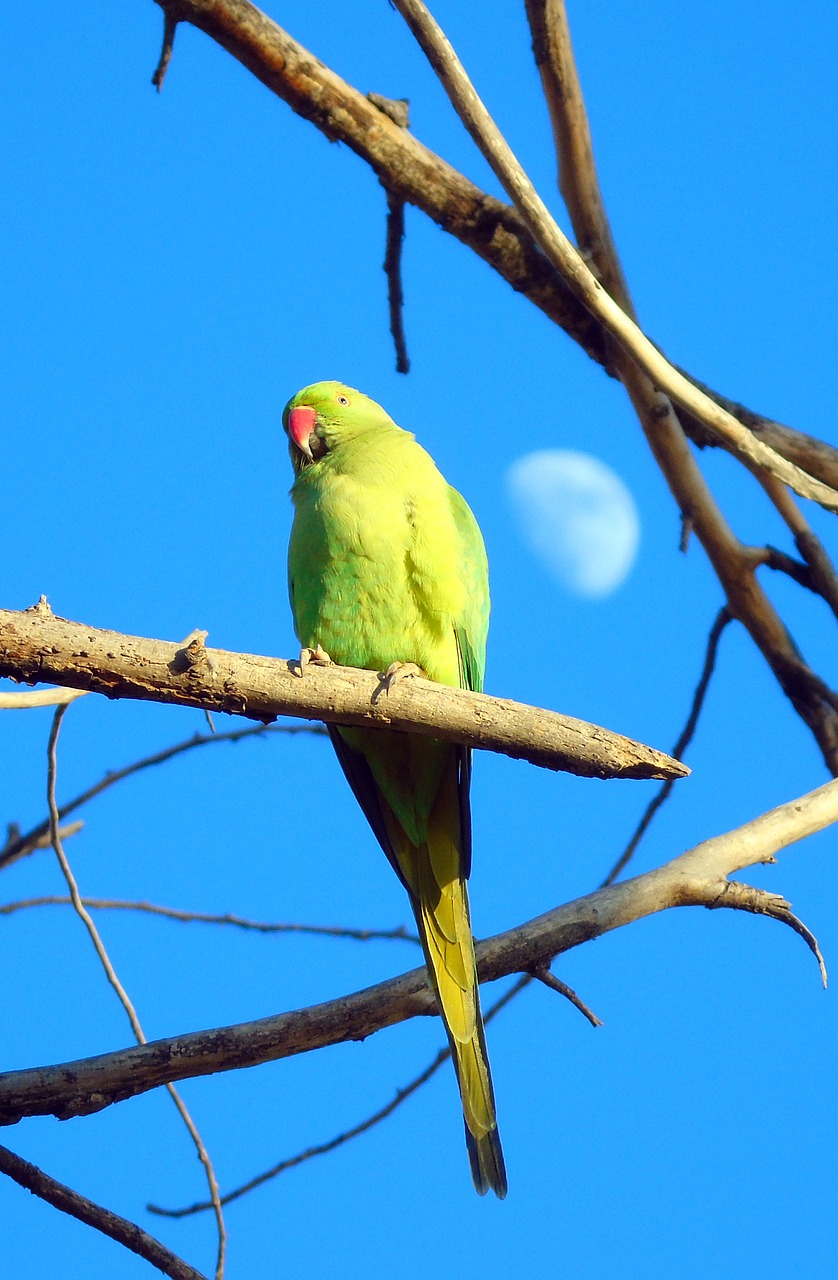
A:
414 828 507 1200
325 726 506 1196
458 1005 507 1199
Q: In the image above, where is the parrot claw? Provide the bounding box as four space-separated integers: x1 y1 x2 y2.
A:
382 661 423 694
296 644 333 677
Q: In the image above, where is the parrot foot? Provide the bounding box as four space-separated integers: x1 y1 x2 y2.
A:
382 661 423 694
296 644 333 677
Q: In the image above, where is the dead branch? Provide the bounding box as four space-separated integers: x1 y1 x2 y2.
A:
0 1143 207 1280
383 188 410 374
529 967 602 1027
149 0 607 364
152 7 178 90
148 975 528 1218
746 465 838 622
45 707 227 1276
381 2 838 508
0 896 419 943
521 0 838 773
0 687 88 709
1 775 832 1127
682 375 838 492
602 607 733 887
0 603 687 782
1 821 84 864
0 716 320 873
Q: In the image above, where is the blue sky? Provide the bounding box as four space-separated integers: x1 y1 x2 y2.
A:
3 2 838 1277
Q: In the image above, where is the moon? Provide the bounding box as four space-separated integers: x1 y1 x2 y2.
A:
506 450 640 598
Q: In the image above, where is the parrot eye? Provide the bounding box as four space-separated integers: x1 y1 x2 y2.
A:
336 394 350 406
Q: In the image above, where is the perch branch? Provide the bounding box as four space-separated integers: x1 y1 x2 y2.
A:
1 775 833 1127
0 604 687 782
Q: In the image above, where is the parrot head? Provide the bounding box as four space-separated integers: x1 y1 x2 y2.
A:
282 381 397 471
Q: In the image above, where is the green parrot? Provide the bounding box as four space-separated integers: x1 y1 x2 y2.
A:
282 380 506 1199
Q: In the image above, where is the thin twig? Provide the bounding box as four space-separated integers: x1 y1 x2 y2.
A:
530 966 602 1027
2 821 84 856
384 190 410 373
152 8 178 91
0 719 321 872
0 687 88 709
706 881 827 987
46 707 227 1280
148 975 530 1217
0 1143 206 1280
748 464 838 622
0 895 420 945
760 546 816 591
601 607 733 887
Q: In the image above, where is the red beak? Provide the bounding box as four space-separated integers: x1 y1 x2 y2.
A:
288 405 317 459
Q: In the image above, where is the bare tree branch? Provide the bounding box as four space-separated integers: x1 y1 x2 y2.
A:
383 189 410 374
529 967 602 1027
0 686 88 709
152 7 178 90
0 603 687 782
602 607 733 887
390 0 838 509
682 375 838 492
2 821 84 863
149 974 528 1218
0 714 321 873
46 707 227 1279
143 2 831 488
0 1143 207 1280
0 896 419 944
1 775 832 1128
746 465 838 622
520 0 838 773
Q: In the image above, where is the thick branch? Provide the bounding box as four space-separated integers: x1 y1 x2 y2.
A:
0 604 686 781
1 776 833 1127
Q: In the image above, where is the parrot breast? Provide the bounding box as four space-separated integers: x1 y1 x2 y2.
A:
289 438 465 688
